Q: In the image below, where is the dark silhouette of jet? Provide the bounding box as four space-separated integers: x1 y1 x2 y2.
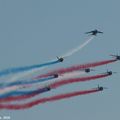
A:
97 85 107 91
102 70 116 75
85 29 103 35
53 74 59 78
57 56 64 62
84 68 95 73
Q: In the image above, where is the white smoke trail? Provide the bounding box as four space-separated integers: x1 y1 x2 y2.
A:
62 36 95 58
9 67 45 83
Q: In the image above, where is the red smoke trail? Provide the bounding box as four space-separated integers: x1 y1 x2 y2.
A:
35 59 116 79
0 93 37 103
0 88 100 110
0 87 50 103
49 73 110 88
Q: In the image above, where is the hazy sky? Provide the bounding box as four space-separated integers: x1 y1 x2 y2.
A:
0 0 120 120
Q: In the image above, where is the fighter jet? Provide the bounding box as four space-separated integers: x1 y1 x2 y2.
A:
57 56 64 62
85 29 103 36
102 70 116 75
53 74 59 78
84 68 95 73
107 71 113 75
110 54 120 60
97 85 107 91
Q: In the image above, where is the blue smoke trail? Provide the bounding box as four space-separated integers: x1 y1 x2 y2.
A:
0 60 59 77
0 76 55 88
0 87 51 98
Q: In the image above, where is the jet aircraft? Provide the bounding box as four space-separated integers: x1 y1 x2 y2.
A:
57 56 64 62
85 29 103 35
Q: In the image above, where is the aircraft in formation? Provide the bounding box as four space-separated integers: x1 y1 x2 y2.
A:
57 56 64 62
106 71 113 75
96 85 107 91
100 70 117 75
84 68 95 73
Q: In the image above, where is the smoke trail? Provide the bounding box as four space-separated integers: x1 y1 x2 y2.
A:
29 73 110 93
0 88 100 110
62 36 94 58
0 85 26 94
0 76 55 88
0 72 102 103
9 67 46 83
11 71 86 94
49 73 110 88
61 71 86 78
0 87 51 100
3 71 85 92
32 71 87 89
0 93 36 103
0 60 59 77
36 59 116 79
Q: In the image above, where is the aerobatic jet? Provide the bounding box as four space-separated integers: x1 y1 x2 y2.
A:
106 71 113 75
53 74 59 78
84 68 95 73
57 56 64 62
85 29 103 35
97 85 107 91
102 70 116 75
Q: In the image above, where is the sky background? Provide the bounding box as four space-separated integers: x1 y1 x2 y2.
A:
0 0 120 120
